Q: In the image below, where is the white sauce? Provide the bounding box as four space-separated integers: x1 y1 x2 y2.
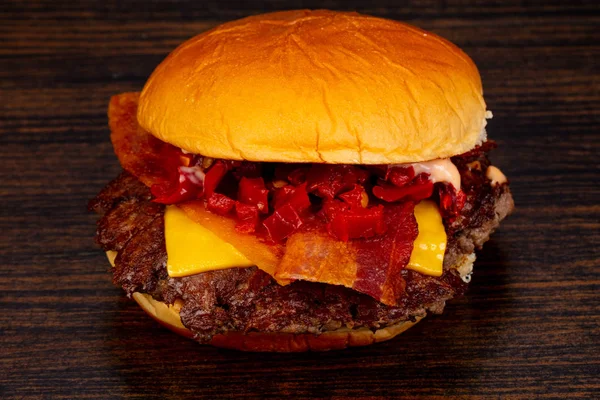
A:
179 166 205 185
486 165 507 185
401 159 461 190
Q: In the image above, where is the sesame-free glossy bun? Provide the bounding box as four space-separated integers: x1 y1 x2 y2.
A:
138 10 488 164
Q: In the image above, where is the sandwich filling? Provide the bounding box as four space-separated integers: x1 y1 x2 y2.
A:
90 92 513 342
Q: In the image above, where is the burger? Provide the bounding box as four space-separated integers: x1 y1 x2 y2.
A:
89 10 514 352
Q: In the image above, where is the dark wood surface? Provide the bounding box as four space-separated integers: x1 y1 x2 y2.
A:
2 1 599 398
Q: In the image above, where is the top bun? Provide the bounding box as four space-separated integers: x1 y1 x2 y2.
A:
138 10 487 164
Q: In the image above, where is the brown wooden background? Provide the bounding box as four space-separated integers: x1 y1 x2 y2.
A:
1 1 599 398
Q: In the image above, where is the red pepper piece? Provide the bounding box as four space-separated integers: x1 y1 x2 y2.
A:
373 178 434 202
207 193 235 216
203 160 229 197
151 166 203 204
235 202 259 233
438 183 466 220
319 199 351 221
327 205 387 242
273 185 294 209
263 203 304 242
238 177 269 213
273 183 311 211
338 184 366 208
388 166 415 187
306 165 366 199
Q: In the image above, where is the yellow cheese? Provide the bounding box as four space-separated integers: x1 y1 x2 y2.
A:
164 205 254 277
406 200 447 277
165 200 447 279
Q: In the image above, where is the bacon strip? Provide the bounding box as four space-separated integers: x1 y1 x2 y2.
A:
276 203 417 305
109 92 180 188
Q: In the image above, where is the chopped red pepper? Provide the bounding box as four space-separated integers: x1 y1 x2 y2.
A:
263 203 304 242
207 193 236 216
338 184 366 208
388 166 415 187
235 202 259 233
438 183 466 220
203 161 229 197
319 199 350 222
273 183 311 211
238 177 269 213
151 166 203 204
306 165 368 199
327 205 387 241
373 173 434 203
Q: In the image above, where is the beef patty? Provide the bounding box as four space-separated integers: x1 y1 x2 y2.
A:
90 147 513 342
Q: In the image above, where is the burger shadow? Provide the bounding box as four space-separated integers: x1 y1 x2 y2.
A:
104 240 513 398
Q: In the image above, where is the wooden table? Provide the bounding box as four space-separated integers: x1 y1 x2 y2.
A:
2 1 599 398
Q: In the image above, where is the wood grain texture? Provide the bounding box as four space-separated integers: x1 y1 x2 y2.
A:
1 1 598 398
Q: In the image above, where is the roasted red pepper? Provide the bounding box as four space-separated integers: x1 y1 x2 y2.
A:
238 177 269 213
338 184 367 208
203 160 229 197
150 147 464 242
388 166 415 187
235 202 259 233
306 165 368 199
272 183 311 211
438 183 466 220
151 166 204 204
373 173 434 202
207 193 236 216
319 199 350 221
327 205 387 241
263 203 304 242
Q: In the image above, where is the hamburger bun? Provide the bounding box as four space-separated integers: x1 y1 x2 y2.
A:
138 9 487 165
107 251 422 351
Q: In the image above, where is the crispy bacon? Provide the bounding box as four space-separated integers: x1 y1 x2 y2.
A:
276 202 417 305
108 93 181 188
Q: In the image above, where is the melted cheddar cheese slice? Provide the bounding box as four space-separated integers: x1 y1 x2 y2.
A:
164 200 446 278
164 206 253 277
406 200 446 277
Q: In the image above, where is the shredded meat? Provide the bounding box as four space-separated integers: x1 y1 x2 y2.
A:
90 150 513 342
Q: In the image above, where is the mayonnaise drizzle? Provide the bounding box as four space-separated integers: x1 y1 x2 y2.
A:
397 159 461 190
486 165 507 185
179 166 205 185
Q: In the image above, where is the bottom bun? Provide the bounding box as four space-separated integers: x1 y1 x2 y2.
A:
107 251 422 352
